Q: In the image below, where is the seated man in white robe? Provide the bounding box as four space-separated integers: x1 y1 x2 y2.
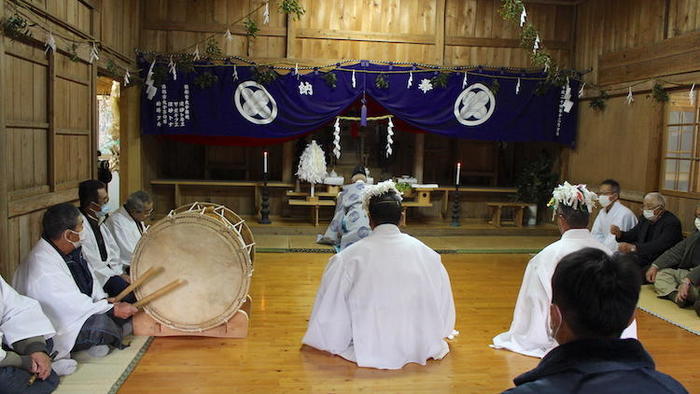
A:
591 179 638 253
78 180 134 303
13 203 138 361
1 275 61 393
492 182 637 358
105 191 153 271
317 165 372 250
303 181 456 369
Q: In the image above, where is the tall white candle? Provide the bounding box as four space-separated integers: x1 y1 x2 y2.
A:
264 151 268 174
456 162 461 185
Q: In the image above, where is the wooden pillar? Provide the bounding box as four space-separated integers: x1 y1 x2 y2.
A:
414 134 425 183
119 85 142 203
282 140 295 183
286 13 296 59
434 0 446 64
0 0 9 278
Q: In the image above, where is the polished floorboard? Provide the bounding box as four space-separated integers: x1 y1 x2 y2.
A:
120 253 699 393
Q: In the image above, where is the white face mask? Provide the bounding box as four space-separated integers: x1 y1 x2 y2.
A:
64 229 83 249
643 209 657 220
695 218 700 231
598 195 612 208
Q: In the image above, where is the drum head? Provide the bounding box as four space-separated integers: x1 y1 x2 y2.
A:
132 211 252 331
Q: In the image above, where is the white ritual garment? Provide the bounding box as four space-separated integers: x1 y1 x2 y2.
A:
0 275 55 362
491 228 638 358
591 201 638 253
13 239 111 359
105 206 144 268
79 212 125 287
303 224 456 370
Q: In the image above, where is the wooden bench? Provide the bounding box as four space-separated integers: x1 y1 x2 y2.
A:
487 202 530 227
288 198 336 226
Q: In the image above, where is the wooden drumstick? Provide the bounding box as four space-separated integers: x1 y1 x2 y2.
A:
134 279 187 309
113 266 164 302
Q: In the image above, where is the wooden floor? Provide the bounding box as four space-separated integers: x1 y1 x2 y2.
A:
120 253 699 393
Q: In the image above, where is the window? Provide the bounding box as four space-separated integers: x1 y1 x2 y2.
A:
661 91 699 194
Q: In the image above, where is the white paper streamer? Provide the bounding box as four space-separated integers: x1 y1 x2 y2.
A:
193 45 200 61
462 72 468 89
225 29 234 41
145 60 157 100
352 69 356 88
123 70 131 86
89 43 99 64
516 77 521 94
263 1 270 24
690 83 696 106
44 31 56 54
407 71 413 88
626 86 634 105
533 35 540 53
520 8 527 27
295 63 299 79
233 64 239 80
578 82 586 98
386 117 394 157
333 118 341 159
168 56 177 80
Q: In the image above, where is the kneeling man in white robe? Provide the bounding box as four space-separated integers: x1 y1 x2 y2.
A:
105 191 153 271
492 182 637 358
1 275 59 393
13 203 138 361
303 181 456 369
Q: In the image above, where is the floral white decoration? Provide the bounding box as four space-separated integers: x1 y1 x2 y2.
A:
418 78 433 94
296 140 327 184
547 181 598 220
361 180 403 212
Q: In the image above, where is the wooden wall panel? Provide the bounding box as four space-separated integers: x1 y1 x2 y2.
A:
668 0 700 38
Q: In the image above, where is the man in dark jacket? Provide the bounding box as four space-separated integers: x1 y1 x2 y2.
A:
647 204 700 315
504 248 687 394
611 192 682 279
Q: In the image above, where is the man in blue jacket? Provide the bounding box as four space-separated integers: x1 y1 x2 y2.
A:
504 248 687 394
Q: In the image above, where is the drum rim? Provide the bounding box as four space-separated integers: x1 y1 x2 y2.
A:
132 209 253 331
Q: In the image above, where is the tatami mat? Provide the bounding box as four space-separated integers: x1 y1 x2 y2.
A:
637 285 700 335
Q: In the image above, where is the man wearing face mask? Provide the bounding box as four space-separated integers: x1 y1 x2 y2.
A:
78 180 134 302
612 192 683 280
645 204 700 316
591 179 638 253
106 191 153 271
13 203 138 362
504 248 687 394
492 182 637 358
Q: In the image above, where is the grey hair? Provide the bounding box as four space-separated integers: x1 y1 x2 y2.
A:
644 192 666 208
43 203 81 240
125 191 153 213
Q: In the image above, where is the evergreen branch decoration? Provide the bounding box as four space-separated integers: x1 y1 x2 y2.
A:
534 81 550 96
489 79 501 95
252 65 278 85
205 38 222 57
652 83 669 103
152 63 170 87
194 71 219 89
279 0 306 21
589 90 609 112
520 23 538 49
179 57 195 74
323 71 337 88
2 14 32 40
431 72 450 89
68 43 80 62
375 73 389 89
498 0 525 22
244 17 259 38
106 59 118 77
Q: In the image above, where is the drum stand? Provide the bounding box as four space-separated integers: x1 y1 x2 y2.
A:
133 295 252 338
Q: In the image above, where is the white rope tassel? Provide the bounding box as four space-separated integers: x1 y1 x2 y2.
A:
407 71 413 88
520 7 527 27
626 86 634 105
578 82 586 98
352 69 356 88
193 45 200 61
44 31 56 54
462 72 468 89
516 77 521 95
233 64 239 81
225 29 234 41
690 83 696 106
263 1 270 24
123 69 131 86
333 118 341 159
386 118 394 157
168 56 177 81
89 43 99 64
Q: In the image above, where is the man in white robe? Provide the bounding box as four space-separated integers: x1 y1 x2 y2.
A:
78 180 133 302
591 179 638 253
105 190 153 270
492 182 637 358
0 275 59 393
13 203 138 361
303 181 456 369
